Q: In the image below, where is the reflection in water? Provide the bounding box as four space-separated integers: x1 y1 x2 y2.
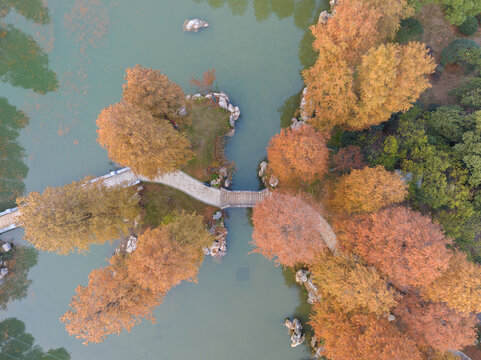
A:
298 29 316 70
0 246 38 310
198 0 326 29
278 91 302 128
0 0 50 25
0 318 70 360
0 98 29 210
0 24 58 94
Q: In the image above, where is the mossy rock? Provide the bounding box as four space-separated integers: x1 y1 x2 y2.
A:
458 16 479 36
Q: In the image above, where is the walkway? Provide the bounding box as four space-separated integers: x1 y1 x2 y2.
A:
0 167 268 234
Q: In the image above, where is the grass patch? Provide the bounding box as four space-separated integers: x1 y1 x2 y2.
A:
182 99 231 181
139 182 217 228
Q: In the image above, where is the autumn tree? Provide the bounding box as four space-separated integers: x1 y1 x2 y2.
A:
252 192 335 266
310 253 396 314
127 212 213 294
190 68 216 95
96 102 193 178
423 251 481 314
122 65 187 125
61 256 160 345
330 166 408 213
339 206 452 290
309 299 422 360
267 124 329 186
354 42 436 130
16 178 140 255
394 293 477 352
331 145 365 173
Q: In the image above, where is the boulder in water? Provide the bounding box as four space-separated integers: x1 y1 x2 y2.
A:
183 18 209 33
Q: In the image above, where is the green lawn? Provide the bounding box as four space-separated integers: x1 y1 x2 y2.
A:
182 99 231 181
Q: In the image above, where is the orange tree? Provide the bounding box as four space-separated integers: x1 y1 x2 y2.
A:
423 251 481 314
338 206 452 290
330 165 408 213
267 124 328 186
394 293 477 352
61 256 160 345
122 65 188 126
310 252 396 314
127 212 213 294
96 102 193 178
251 191 330 266
309 298 422 360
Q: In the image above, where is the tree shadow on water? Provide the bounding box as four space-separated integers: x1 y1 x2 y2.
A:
0 317 70 359
0 98 29 211
278 90 302 128
0 0 50 25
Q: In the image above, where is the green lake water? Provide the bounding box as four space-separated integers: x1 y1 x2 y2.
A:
0 0 327 358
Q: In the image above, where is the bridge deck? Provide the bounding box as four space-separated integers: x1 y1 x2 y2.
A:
0 168 267 234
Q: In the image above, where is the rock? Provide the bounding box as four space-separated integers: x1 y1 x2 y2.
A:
183 18 209 33
217 250 227 257
220 242 227 252
329 0 339 5
1 243 11 252
258 161 268 178
203 247 211 255
224 179 231 188
219 92 230 101
226 128 235 137
212 241 221 250
295 269 309 284
213 211 223 220
300 87 310 121
211 178 221 186
228 103 235 113
126 236 138 253
290 118 305 130
284 318 293 330
176 106 187 116
291 333 305 347
193 93 202 98
205 94 213 99
307 291 319 304
186 94 191 100
0 267 8 279
269 175 279 188
388 314 396 322
293 318 302 332
219 167 228 178
318 10 333 24
218 96 228 110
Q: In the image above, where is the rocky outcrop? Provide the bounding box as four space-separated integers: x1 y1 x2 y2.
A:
125 235 138 253
203 211 228 258
284 318 305 347
0 241 12 281
295 269 321 304
189 91 241 135
299 87 310 121
183 19 209 32
290 117 305 130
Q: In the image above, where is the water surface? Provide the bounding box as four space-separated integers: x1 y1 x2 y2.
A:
0 0 326 358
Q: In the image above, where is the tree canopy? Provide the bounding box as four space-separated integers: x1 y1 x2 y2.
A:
96 102 193 178
267 124 329 186
16 177 140 254
339 206 452 290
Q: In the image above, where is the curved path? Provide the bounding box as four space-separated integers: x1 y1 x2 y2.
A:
0 167 269 234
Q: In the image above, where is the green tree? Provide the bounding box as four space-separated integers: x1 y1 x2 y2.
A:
17 177 141 254
425 105 469 144
442 0 481 25
0 318 70 359
455 112 481 186
453 76 481 110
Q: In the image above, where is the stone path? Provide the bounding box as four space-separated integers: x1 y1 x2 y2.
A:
0 167 268 234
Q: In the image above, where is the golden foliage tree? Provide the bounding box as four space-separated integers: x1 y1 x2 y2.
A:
122 65 187 125
354 42 436 130
330 165 408 213
394 293 477 352
267 124 328 186
302 41 357 131
423 252 481 314
16 178 140 255
251 192 329 266
61 256 160 345
309 299 422 360
363 0 414 40
96 102 193 178
310 253 397 314
339 206 452 290
128 212 213 294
